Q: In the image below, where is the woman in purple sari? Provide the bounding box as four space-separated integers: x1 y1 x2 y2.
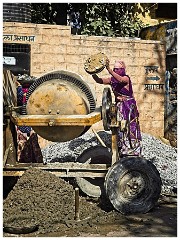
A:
92 59 142 156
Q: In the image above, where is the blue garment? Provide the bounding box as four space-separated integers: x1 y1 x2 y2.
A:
70 12 81 29
17 86 23 106
17 86 32 135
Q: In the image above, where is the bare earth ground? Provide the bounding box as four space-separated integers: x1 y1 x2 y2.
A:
3 168 177 237
37 203 177 237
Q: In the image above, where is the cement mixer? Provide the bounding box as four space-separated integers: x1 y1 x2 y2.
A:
3 64 161 214
23 70 97 142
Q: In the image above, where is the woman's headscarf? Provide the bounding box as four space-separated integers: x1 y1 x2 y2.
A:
114 60 126 76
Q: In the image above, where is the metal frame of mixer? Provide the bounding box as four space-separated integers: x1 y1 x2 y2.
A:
3 69 140 179
3 90 140 178
3 107 111 177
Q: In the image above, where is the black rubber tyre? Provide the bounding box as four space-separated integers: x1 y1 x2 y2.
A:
76 146 112 197
105 156 161 214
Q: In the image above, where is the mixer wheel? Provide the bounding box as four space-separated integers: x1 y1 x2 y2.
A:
102 88 112 131
124 103 141 150
76 146 112 198
105 156 161 214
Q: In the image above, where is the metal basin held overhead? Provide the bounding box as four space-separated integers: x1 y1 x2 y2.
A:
25 70 96 142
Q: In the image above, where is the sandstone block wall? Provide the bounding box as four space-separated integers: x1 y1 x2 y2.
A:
3 22 166 138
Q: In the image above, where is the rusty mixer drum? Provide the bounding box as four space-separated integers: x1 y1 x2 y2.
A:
25 70 96 142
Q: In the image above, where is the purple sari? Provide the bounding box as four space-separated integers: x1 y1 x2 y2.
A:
110 72 142 156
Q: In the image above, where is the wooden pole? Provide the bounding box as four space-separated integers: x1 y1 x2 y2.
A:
74 187 80 221
111 128 118 165
92 128 107 147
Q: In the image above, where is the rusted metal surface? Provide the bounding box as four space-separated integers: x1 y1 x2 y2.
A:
26 79 91 141
11 108 101 126
3 162 110 177
10 109 101 143
26 80 90 115
21 70 97 142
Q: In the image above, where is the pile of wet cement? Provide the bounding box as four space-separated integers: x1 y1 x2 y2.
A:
3 168 114 236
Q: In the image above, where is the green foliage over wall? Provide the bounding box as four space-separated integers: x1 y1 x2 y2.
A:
80 3 147 37
31 3 148 37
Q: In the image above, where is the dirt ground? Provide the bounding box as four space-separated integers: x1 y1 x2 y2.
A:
3 168 177 237
38 204 177 237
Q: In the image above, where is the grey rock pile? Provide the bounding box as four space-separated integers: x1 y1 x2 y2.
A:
141 133 177 195
41 131 177 195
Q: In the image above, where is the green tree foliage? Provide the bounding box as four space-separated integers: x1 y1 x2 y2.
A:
80 3 147 37
31 3 55 24
31 3 147 37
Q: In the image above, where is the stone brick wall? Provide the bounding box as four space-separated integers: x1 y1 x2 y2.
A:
3 22 166 138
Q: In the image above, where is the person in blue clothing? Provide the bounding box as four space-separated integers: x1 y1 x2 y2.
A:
69 11 81 35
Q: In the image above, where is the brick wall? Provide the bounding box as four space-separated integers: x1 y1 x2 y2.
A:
3 22 166 138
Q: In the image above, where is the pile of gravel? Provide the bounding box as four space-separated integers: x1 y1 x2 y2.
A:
41 131 110 163
141 133 177 195
41 131 177 195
